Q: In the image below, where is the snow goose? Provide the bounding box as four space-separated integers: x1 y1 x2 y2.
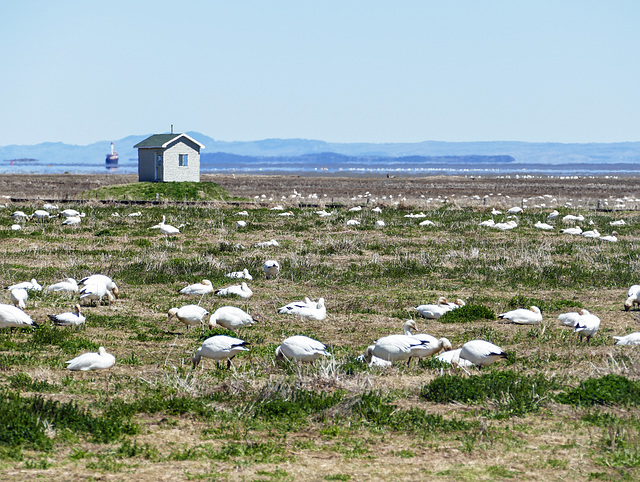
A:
278 297 313 315
364 334 430 364
498 306 542 325
402 320 452 360
275 335 331 363
600 232 618 242
7 278 42 291
454 340 508 368
494 220 518 230
491 208 502 215
561 226 582 235
348 206 362 212
10 288 28 309
479 219 495 227
581 229 600 238
375 220 386 227
414 297 450 319
10 224 21 231
225 268 253 280
179 279 213 296
236 220 247 228
625 285 640 311
558 310 584 328
215 282 253 299
62 216 82 226
419 219 435 226
435 348 474 367
11 210 30 221
49 304 86 328
610 219 626 226
371 207 383 213
446 299 466 310
32 209 51 220
534 221 554 230
208 306 255 331
346 219 360 226
613 333 640 345
66 346 115 371
236 210 249 216
80 275 119 299
192 335 250 369
547 210 559 221
279 297 326 321
79 283 116 306
574 310 600 343
46 278 79 293
167 305 209 331
562 214 584 223
507 206 523 214
60 209 84 218
150 215 180 236
0 304 37 329
264 260 280 279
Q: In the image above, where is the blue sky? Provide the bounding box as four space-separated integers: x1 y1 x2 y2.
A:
1 1 639 146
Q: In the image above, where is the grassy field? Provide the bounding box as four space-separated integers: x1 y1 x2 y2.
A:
1 179 640 480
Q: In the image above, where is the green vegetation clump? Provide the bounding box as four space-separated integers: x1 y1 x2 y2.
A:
556 375 640 407
438 304 496 323
507 295 582 313
81 181 232 201
420 371 557 417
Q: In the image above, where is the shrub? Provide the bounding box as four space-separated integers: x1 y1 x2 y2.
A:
556 375 640 407
438 304 496 323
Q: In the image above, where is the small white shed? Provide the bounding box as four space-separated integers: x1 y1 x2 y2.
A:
134 133 205 182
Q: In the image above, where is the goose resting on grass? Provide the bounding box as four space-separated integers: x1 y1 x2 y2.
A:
364 334 431 365
453 340 508 369
613 333 640 345
49 304 86 328
0 303 37 329
215 282 253 299
66 346 115 371
498 306 542 325
414 297 450 319
179 279 213 296
192 335 250 369
275 335 331 363
208 306 255 331
278 297 326 321
225 268 253 280
263 260 280 279
402 320 452 361
167 305 209 331
46 278 79 293
7 278 42 292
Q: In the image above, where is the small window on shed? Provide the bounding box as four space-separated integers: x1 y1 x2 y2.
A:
179 154 188 167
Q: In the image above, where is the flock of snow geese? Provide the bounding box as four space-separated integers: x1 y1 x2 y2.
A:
3 202 639 373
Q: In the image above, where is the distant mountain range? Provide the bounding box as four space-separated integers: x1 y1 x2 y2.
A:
1 132 639 167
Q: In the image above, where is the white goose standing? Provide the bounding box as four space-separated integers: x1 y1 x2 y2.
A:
275 335 331 363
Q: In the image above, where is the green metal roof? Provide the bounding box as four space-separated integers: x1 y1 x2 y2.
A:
133 133 205 149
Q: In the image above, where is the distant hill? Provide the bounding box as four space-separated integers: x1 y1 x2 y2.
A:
1 132 639 166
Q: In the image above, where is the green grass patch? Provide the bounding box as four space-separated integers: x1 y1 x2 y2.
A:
556 375 640 407
81 181 232 202
438 304 496 323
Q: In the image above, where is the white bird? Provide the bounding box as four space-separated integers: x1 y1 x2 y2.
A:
494 220 518 230
371 207 383 213
364 334 431 364
215 282 253 299
581 229 600 238
46 278 79 293
574 310 601 343
560 226 582 235
167 304 209 331
479 219 495 227
346 219 360 226
275 335 331 363
11 211 30 221
375 220 386 227
625 285 640 311
498 306 542 325
127 211 142 217
264 260 280 279
10 288 28 309
419 219 435 226
7 278 42 291
32 209 50 219
278 211 294 217
507 206 523 214
0 303 37 329
60 209 84 218
236 220 247 228
562 214 584 223
278 297 326 321
66 346 115 371
454 340 508 368
11 224 21 231
225 268 253 280
534 221 554 230
600 232 618 242
79 284 116 305
150 215 180 236
42 203 58 211
613 333 640 345
208 306 255 331
402 320 452 360
558 310 584 328
192 335 250 369
79 275 119 298
349 206 362 212
445 299 466 310
236 210 249 216
610 220 626 226
278 297 314 315
435 348 475 367
179 279 213 296
49 304 86 328
62 216 81 226
547 210 559 220
255 239 280 248
414 297 450 319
